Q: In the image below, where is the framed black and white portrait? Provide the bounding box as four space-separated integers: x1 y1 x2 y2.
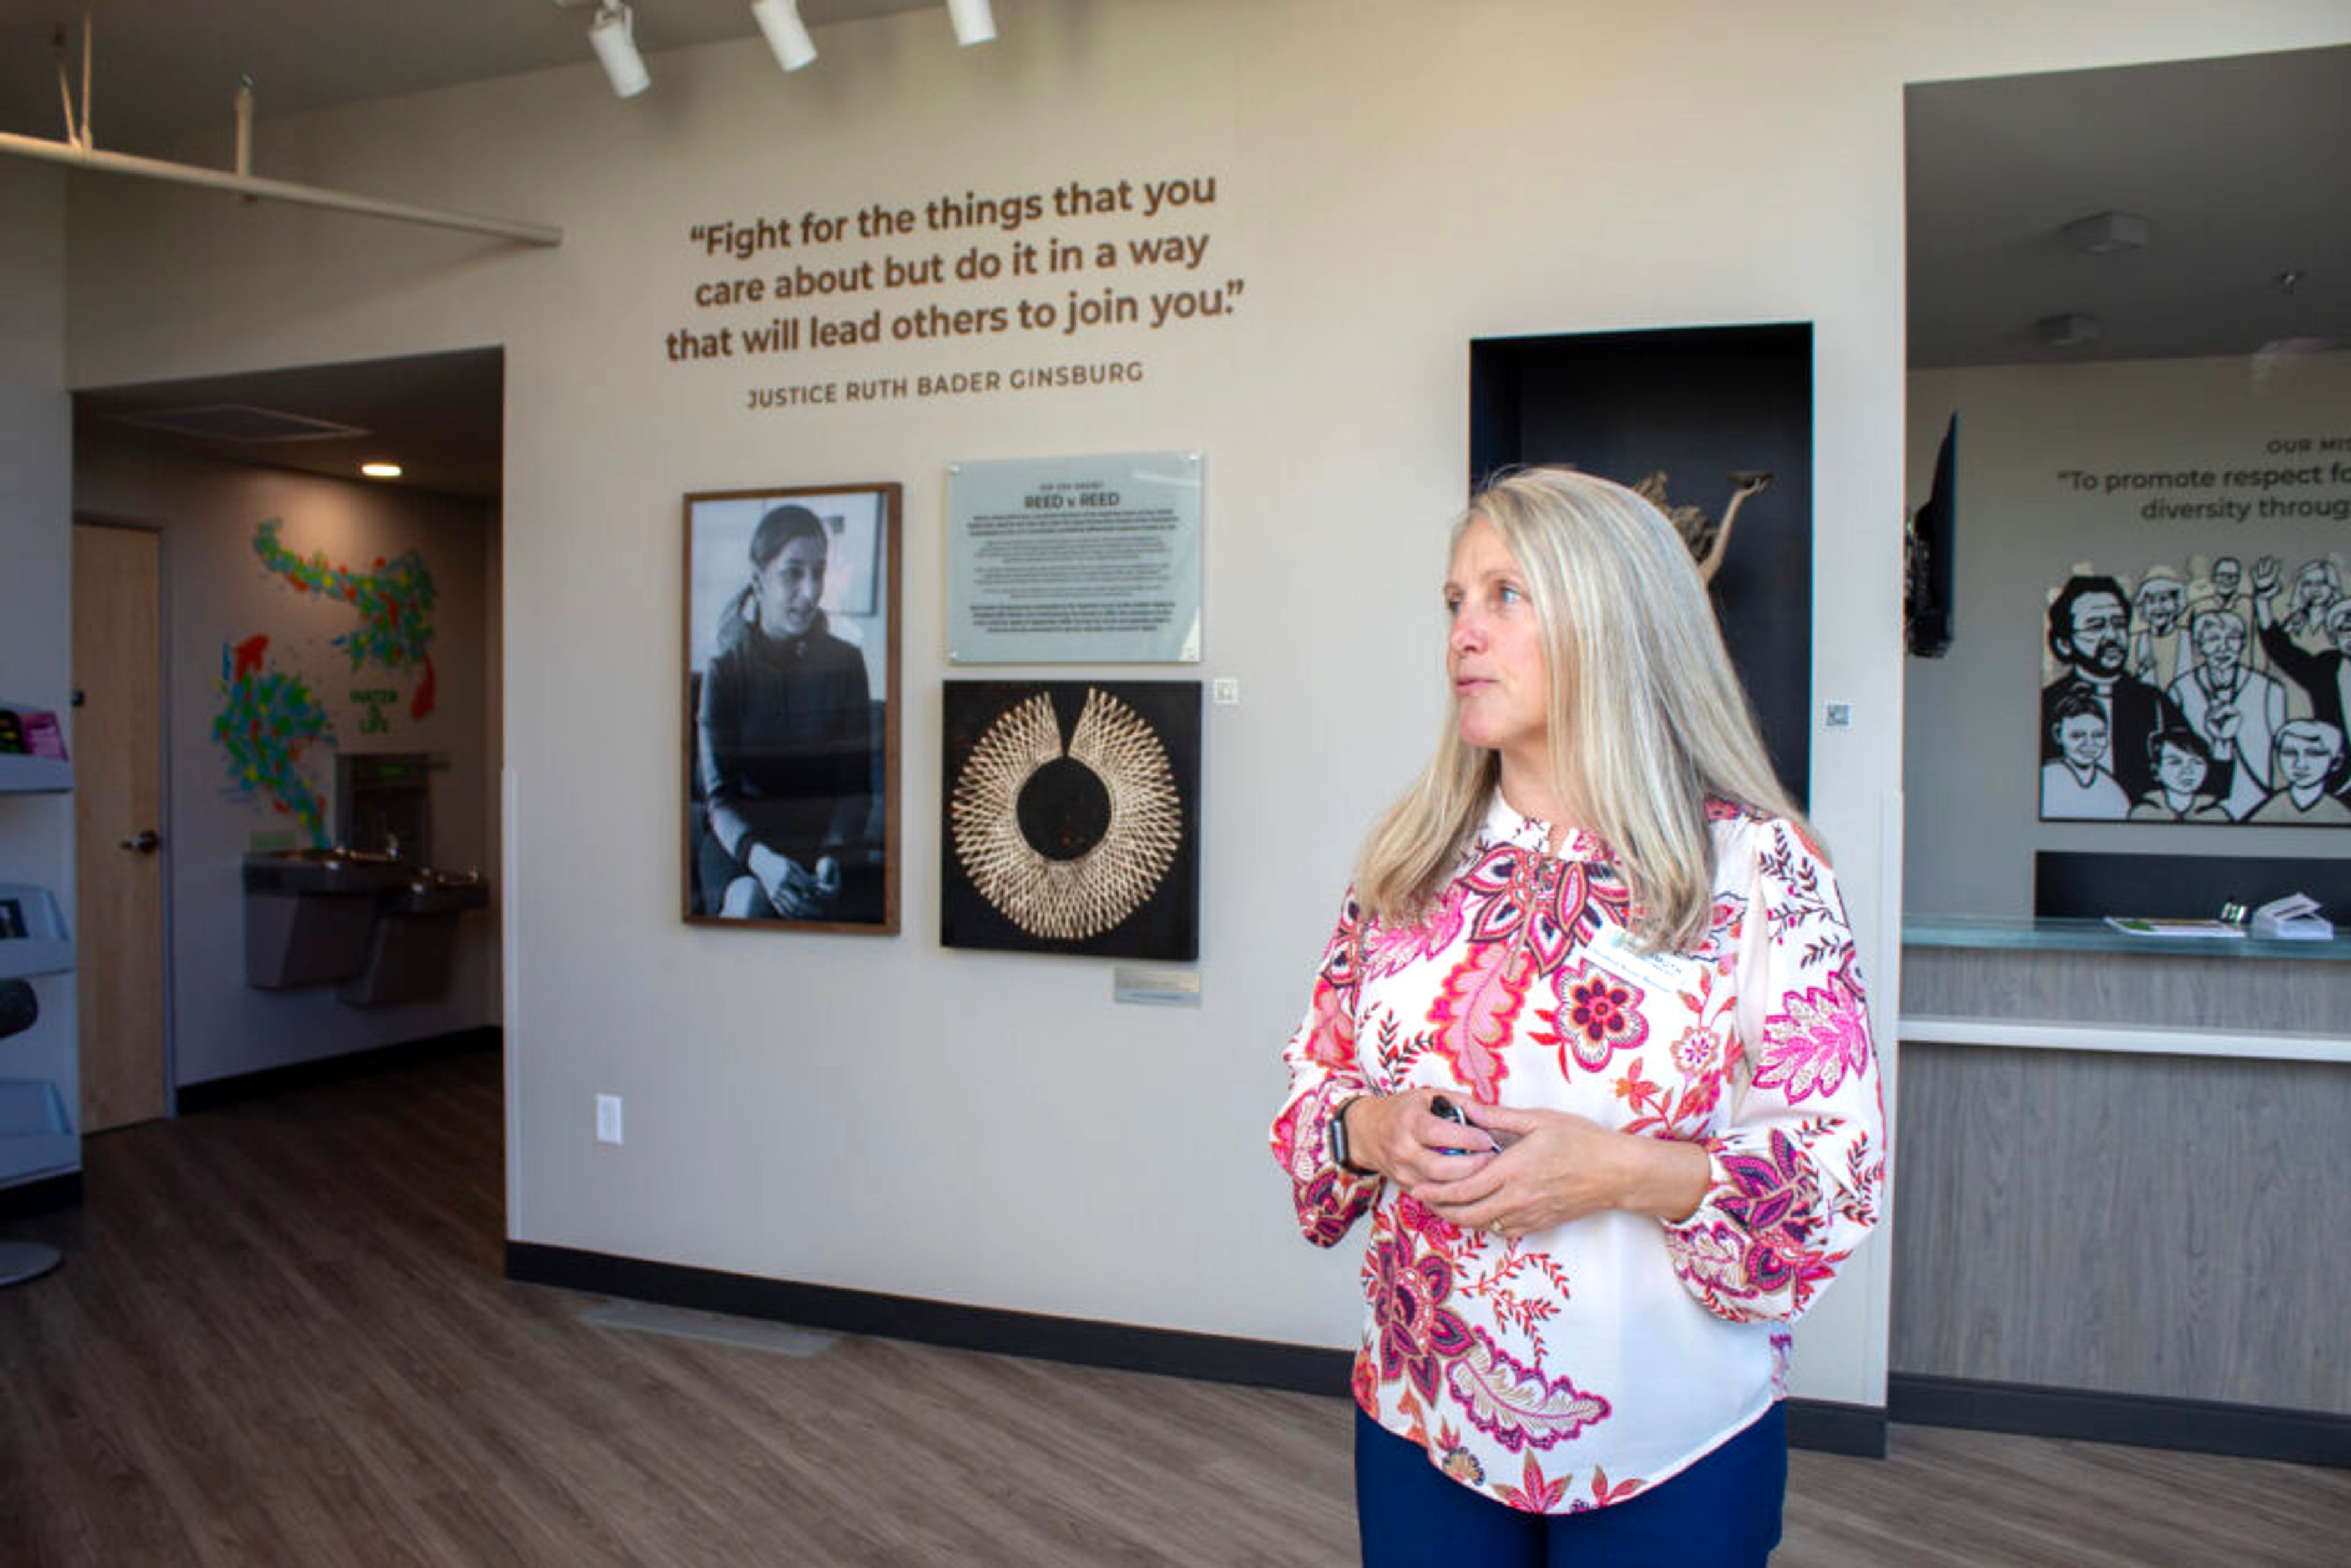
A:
684 484 901 932
940 680 1201 959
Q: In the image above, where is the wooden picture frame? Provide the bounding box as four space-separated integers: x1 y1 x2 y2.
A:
683 483 901 933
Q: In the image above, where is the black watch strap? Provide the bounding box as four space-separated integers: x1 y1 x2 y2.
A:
1329 1095 1371 1176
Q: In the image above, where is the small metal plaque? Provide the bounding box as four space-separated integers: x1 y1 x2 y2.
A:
1113 966 1201 1007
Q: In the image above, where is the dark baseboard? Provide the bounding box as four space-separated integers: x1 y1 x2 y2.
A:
508 1241 1352 1394
0 1170 82 1221
1785 1397 1888 1458
179 1025 500 1113
507 1241 1885 1456
1889 1373 2350 1469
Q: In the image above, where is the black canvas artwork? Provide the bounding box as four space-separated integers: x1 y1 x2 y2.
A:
2038 553 2351 827
941 680 1201 959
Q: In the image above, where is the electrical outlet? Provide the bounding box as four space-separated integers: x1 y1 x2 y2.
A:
1210 677 1241 706
596 1093 624 1144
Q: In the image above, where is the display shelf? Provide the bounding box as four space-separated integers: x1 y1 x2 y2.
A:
0 754 71 793
0 940 73 981
0 883 71 979
0 1080 75 1182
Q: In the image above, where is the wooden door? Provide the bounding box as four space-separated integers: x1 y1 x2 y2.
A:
73 522 168 1132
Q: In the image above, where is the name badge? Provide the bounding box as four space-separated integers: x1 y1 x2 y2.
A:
1580 920 1704 997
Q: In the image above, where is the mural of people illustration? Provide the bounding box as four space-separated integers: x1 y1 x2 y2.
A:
2041 686 2130 819
2126 727 2232 823
2179 555 2248 685
2253 555 2351 739
2129 569 2188 686
2040 573 2185 808
2279 558 2342 652
2165 606 2285 819
2246 719 2351 825
2207 555 2246 613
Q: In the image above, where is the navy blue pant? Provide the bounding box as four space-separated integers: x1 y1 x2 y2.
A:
1354 1401 1786 1566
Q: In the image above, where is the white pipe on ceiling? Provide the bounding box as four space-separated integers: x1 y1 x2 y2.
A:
0 129 563 247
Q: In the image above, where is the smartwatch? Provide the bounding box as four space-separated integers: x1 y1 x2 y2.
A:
1329 1096 1373 1176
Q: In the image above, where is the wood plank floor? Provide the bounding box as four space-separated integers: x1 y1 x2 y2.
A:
2 1050 2345 1566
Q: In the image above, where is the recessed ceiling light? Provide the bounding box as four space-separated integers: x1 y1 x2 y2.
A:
361 462 403 479
2034 312 2101 349
2064 211 2150 255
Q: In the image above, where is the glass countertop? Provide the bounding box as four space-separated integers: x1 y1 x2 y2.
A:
1903 913 2351 962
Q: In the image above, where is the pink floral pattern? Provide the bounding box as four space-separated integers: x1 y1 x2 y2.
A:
1366 1216 1477 1405
1558 969 1649 1068
1755 985 1870 1102
1271 797 1883 1513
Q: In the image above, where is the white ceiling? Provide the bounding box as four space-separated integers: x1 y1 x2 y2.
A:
1907 45 2350 368
0 1 935 152
18 16 2350 490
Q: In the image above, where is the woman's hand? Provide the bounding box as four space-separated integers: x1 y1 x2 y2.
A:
1415 1102 1711 1238
1343 1090 1500 1189
748 844 839 919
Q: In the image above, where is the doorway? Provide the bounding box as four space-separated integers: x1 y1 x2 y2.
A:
70 347 506 1108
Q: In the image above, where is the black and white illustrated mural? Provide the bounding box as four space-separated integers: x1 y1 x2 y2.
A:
941 681 1201 958
2041 552 2351 825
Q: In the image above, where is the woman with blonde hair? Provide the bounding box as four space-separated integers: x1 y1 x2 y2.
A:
1271 467 1884 1565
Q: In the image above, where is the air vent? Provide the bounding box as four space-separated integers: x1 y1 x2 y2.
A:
110 404 370 443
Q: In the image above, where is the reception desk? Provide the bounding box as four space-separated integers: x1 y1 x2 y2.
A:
1891 915 2350 1456
1902 913 2351 1063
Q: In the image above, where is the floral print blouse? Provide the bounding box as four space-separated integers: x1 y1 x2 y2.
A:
1270 792 1884 1513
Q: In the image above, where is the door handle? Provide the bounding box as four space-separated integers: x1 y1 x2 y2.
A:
119 829 160 853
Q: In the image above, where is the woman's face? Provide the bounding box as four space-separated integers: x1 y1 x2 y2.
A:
1445 517 1549 773
754 534 827 638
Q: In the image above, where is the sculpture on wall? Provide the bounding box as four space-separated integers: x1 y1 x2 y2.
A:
941 680 1200 959
1632 469 1773 584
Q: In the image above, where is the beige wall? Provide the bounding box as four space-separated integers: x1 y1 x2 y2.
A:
48 0 2351 1409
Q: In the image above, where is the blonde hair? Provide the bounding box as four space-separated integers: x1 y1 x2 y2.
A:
1354 467 1811 951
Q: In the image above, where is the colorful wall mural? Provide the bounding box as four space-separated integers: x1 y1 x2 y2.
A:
212 519 440 845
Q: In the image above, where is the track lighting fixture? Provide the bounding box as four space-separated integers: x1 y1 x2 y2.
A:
2034 312 2101 349
2063 210 2150 255
587 2 651 98
751 0 817 72
945 0 997 48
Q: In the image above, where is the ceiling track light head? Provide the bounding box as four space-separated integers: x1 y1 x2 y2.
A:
945 0 997 48
2063 210 2150 255
583 0 651 98
752 0 818 73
